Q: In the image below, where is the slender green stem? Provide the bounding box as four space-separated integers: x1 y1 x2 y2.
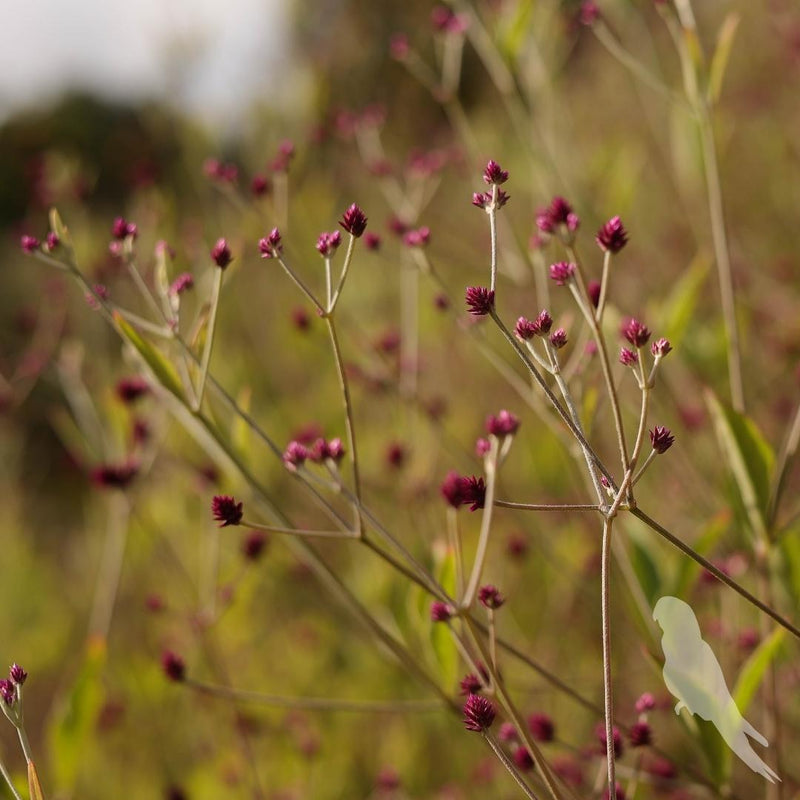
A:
482 731 541 800
276 255 325 315
325 316 364 535
193 267 223 412
489 187 498 292
328 235 357 312
325 256 332 309
630 450 657 487
462 437 500 609
447 507 465 598
595 250 612 323
600 516 617 800
124 258 168 322
0 756 23 800
494 501 602 512
632 508 800 641
768 398 800 526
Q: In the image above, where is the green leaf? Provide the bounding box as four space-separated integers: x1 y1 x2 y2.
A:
429 545 458 689
707 13 740 105
694 715 731 787
627 530 662 605
733 627 785 715
705 389 774 542
655 253 710 350
114 311 185 400
497 0 534 62
46 638 107 791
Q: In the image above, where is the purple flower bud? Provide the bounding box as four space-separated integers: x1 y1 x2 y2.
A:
486 409 520 437
579 1 600 25
20 235 40 253
475 437 491 457
528 713 555 742
283 440 308 470
460 475 486 511
211 495 243 527
549 261 576 286
463 694 496 732
431 5 469 34
111 217 134 240
619 347 639 367
242 530 268 561
364 232 381 251
116 377 150 404
339 203 368 237
91 461 139 490
170 272 194 295
515 317 537 340
649 426 674 454
651 337 672 358
622 317 651 348
259 228 283 259
430 601 453 622
498 722 518 742
533 309 553 335
587 280 601 309
389 33 410 60
402 226 431 248
465 286 495 316
316 231 342 257
635 692 655 713
513 747 534 771
45 232 60 251
0 679 15 706
459 673 483 696
8 664 27 686
210 238 232 269
251 174 271 197
440 471 464 508
596 722 624 758
629 721 652 748
161 650 186 682
549 328 568 349
483 159 509 186
478 585 505 609
596 216 628 253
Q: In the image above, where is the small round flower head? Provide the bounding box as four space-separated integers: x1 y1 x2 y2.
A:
498 722 518 742
533 309 554 335
459 475 486 511
549 261 576 286
651 337 672 358
376 767 400 792
170 272 194 295
339 203 368 237
486 410 519 437
116 376 150 404
283 440 308 470
385 442 406 468
587 280 601 309
465 286 495 316
45 232 60 251
389 32 410 60
434 293 449 311
513 746 534 772
629 720 652 748
430 601 453 622
316 231 341 257
737 627 760 651
475 437 491 457
579 1 600 25
269 141 294 173
326 437 345 462
402 226 431 247
650 426 675 454
251 173 271 197
596 216 628 253
622 318 651 348
483 159 509 186
431 5 469 34
463 694 496 732
619 347 639 367
635 692 656 713
549 328 568 349
440 471 464 508
515 316 537 340
211 494 243 527
242 530 268 561
472 189 510 210
111 217 138 240
506 533 528 559
20 235 40 253
528 712 555 742
596 722 624 759
459 673 483 696
9 664 27 686
210 238 232 269
0 679 15 706
537 196 578 234
161 650 186 682
364 232 381 251
91 461 139 490
478 585 505 609
259 228 283 259
646 758 676 779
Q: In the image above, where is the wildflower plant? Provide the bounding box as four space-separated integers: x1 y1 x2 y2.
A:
6 1 800 799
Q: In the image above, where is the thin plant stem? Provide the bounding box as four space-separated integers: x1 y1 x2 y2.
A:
487 607 498 674
595 250 612 323
482 731 541 800
276 255 325 315
0 757 23 800
186 679 442 713
600 516 617 800
632 508 800 641
447 506 465 598
631 450 657 486
462 437 500 609
399 256 419 400
494 501 602 512
325 256 332 309
124 257 167 322
328 234 357 312
193 267 223 412
325 315 364 535
768 396 800 526
489 187 498 292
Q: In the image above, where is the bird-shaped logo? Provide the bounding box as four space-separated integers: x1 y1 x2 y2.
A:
653 596 780 783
